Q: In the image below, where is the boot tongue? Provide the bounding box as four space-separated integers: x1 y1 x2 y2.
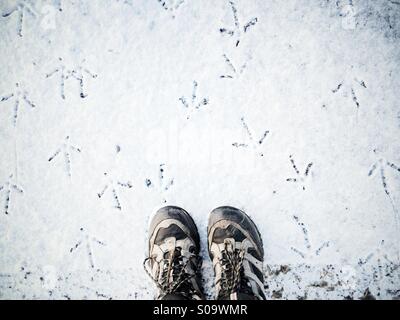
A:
224 238 235 251
164 237 176 250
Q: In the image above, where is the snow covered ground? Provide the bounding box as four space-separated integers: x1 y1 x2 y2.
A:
0 0 399 300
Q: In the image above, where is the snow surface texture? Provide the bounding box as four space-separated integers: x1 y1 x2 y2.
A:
0 0 400 300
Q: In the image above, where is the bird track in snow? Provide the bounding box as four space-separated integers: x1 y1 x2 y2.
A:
331 78 366 110
46 57 97 99
232 117 269 157
368 158 400 233
1 0 37 37
114 0 133 6
48 136 81 177
357 240 396 267
286 155 313 191
357 240 399 297
56 0 89 13
97 172 133 210
0 83 35 127
145 164 174 203
220 54 251 79
0 174 23 215
55 0 63 12
70 228 105 270
157 0 185 18
220 0 258 47
291 215 330 259
179 81 209 119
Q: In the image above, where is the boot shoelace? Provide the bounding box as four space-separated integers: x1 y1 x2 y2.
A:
144 248 200 300
217 242 252 299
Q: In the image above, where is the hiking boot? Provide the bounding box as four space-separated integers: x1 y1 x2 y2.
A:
144 206 204 300
208 206 265 300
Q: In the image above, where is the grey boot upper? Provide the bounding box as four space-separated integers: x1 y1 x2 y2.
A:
145 206 204 300
208 206 265 300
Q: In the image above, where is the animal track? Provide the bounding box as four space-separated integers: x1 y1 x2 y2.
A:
357 240 399 297
397 111 400 128
114 0 133 5
55 0 63 11
286 155 313 190
145 164 174 203
0 174 23 215
157 0 185 18
331 78 366 109
179 81 209 119
220 0 258 47
2 0 36 37
291 215 330 259
368 158 400 230
97 173 133 210
70 228 105 270
1 83 35 127
232 117 269 157
46 58 97 99
357 240 390 267
220 54 251 79
56 0 89 13
48 136 81 177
